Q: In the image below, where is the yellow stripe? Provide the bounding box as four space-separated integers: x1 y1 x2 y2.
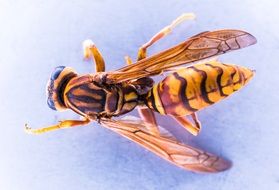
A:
152 84 166 114
124 92 137 102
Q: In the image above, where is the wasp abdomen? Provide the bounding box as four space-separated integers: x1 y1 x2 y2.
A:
146 61 254 116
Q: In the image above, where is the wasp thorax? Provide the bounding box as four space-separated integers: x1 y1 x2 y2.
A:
46 66 77 111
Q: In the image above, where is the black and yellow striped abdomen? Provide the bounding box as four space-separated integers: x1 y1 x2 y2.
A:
145 61 254 116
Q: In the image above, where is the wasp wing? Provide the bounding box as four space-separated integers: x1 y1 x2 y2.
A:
100 116 231 173
105 29 256 83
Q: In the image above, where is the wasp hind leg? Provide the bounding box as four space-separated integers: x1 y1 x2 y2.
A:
25 118 91 135
83 39 106 72
137 13 196 61
172 113 201 136
137 106 160 136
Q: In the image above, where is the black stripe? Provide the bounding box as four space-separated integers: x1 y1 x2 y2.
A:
122 86 136 103
156 83 165 113
231 66 243 85
231 68 237 81
223 64 237 83
77 106 103 113
205 64 228 97
79 85 106 97
68 94 100 103
173 72 198 112
189 66 215 104
68 83 107 106
223 64 239 92
150 87 159 113
237 66 245 84
68 93 106 110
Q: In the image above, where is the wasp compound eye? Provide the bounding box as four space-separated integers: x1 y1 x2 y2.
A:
46 66 77 111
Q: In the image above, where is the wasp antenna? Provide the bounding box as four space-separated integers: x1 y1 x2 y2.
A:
24 124 33 134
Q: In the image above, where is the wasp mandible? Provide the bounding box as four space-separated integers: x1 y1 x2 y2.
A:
25 13 257 173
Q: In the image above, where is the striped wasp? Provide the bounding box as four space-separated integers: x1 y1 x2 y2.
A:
25 13 256 173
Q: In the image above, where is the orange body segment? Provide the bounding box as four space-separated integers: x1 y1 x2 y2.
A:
146 61 254 116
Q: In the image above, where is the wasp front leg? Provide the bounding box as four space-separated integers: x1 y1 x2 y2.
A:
25 117 91 135
83 39 106 72
137 13 196 61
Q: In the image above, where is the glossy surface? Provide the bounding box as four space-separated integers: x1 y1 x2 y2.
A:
0 0 278 189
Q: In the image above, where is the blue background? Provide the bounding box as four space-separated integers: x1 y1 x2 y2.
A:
0 0 278 189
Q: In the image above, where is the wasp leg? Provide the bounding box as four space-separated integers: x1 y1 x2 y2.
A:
25 118 91 135
83 39 106 72
172 113 201 136
191 112 202 131
137 13 196 61
138 106 160 136
124 56 133 65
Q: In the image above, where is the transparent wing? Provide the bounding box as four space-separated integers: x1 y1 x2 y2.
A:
100 116 231 173
105 29 256 83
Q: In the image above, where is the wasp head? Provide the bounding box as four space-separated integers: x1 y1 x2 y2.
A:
46 66 77 111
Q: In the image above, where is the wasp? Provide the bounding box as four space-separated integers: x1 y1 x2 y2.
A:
25 13 256 173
